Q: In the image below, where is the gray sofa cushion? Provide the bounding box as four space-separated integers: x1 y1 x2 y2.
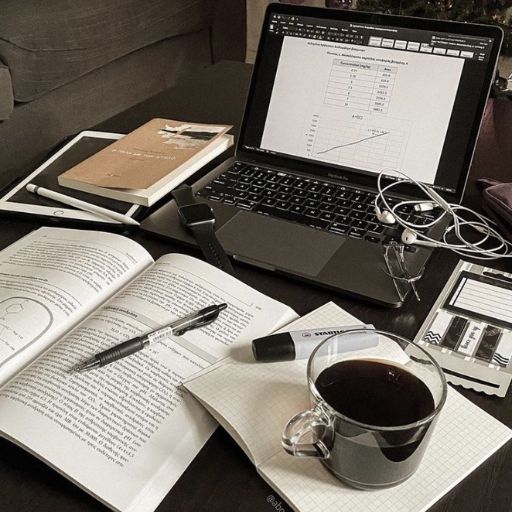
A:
0 29 212 188
0 64 13 120
0 0 214 102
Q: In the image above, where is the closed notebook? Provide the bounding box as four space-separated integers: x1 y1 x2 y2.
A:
58 119 233 206
184 302 512 512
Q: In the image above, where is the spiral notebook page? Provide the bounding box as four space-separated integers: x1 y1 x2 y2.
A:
184 302 512 512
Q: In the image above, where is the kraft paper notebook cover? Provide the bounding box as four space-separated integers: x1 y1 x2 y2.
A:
57 120 233 206
59 119 231 190
184 302 512 512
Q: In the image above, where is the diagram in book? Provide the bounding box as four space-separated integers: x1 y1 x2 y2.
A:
0 297 53 358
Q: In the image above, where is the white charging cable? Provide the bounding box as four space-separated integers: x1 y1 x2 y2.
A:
374 169 512 260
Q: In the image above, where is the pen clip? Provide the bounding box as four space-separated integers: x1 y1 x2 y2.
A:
173 313 219 336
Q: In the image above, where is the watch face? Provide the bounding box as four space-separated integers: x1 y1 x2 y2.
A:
179 204 215 226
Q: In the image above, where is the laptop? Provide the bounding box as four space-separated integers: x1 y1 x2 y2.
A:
141 3 503 307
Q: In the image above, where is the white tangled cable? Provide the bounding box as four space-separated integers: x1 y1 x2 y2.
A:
374 169 512 260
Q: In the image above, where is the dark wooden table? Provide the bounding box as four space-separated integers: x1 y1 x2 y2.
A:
1 61 512 512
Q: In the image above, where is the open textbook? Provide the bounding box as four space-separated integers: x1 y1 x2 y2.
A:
185 303 512 512
0 227 298 512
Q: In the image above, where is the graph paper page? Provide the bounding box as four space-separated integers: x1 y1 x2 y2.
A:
260 387 511 512
185 302 511 512
184 302 359 465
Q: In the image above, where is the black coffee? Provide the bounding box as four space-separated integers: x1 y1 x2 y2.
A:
314 359 437 488
315 359 435 426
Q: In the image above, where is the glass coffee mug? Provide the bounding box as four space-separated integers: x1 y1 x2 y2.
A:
282 329 447 489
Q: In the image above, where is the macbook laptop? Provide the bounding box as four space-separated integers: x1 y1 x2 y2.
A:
141 3 503 307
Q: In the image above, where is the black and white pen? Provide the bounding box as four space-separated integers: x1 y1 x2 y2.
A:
72 303 227 373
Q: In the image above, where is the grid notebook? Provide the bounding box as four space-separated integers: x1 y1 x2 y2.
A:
185 302 512 512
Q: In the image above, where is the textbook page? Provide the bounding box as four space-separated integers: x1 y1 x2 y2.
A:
0 227 153 386
0 253 297 512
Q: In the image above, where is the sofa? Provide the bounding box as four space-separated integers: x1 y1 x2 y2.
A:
0 0 246 189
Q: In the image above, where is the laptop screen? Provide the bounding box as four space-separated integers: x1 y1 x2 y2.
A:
239 7 502 198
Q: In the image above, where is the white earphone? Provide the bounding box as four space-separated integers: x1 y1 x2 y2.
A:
400 229 438 248
375 169 512 260
375 204 396 225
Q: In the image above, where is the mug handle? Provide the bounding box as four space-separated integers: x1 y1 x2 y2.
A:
282 405 332 458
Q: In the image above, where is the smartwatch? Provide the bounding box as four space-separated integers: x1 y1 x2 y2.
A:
172 185 235 275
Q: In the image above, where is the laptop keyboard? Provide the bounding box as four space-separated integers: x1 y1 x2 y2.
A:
197 162 435 247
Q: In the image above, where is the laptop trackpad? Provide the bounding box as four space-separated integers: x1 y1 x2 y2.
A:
217 211 344 276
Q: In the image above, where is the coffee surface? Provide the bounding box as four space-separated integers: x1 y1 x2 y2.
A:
315 359 435 426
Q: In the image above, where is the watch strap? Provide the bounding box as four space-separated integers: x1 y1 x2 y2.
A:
172 185 235 276
194 221 235 275
172 185 195 207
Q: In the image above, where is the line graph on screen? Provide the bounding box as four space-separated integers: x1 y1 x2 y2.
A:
306 113 411 172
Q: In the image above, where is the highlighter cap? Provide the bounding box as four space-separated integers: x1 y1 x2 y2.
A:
252 333 295 362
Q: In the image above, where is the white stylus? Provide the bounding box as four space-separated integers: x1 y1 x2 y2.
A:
26 184 139 226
